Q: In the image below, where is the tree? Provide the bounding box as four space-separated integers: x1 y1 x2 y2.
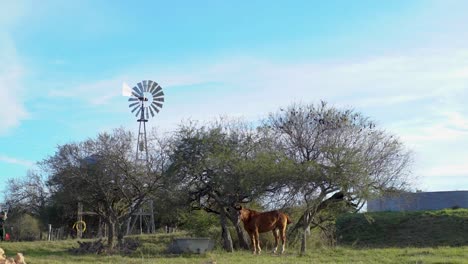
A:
168 119 291 251
265 102 412 254
5 170 48 215
43 128 168 248
4 170 50 238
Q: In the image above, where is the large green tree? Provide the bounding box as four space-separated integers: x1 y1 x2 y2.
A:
168 120 292 251
43 128 168 248
265 102 413 253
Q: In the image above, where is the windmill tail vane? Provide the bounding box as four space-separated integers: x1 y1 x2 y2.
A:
122 82 132 97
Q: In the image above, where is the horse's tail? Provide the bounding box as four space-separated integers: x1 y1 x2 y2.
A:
286 214 293 225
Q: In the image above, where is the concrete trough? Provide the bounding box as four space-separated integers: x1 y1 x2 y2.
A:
168 237 214 254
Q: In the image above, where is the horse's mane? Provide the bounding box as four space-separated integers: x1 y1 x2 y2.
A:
240 207 260 222
244 208 260 213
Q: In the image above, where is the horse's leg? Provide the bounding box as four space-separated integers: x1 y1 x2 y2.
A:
254 230 261 254
272 229 279 254
280 226 286 254
250 233 257 254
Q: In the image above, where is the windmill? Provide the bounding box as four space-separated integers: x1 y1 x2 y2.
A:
122 80 163 235
123 80 164 163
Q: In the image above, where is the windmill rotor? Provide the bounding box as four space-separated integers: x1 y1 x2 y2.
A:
127 80 164 119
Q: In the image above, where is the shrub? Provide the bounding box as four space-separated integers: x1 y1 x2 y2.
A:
7 214 41 241
179 210 219 238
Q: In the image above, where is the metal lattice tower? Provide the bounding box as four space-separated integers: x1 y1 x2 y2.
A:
122 80 162 235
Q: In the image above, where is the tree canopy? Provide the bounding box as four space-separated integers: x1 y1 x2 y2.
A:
42 128 168 247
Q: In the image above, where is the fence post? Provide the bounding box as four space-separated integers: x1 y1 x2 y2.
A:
48 224 52 241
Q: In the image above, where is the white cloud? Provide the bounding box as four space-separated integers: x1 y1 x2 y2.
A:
48 76 128 106
389 110 468 186
0 4 28 135
49 47 468 114
60 48 468 128
0 154 34 167
420 164 468 178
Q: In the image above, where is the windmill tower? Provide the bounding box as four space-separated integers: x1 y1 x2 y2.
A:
123 80 164 163
122 80 163 234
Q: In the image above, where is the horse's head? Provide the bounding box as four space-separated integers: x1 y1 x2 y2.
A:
233 205 249 224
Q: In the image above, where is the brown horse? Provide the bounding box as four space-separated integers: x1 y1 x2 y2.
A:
235 206 292 254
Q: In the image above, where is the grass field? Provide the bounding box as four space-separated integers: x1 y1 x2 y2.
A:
1 234 467 264
1 209 466 263
336 209 468 247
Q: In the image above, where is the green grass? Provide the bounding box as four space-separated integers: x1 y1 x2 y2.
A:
336 209 468 247
1 233 467 264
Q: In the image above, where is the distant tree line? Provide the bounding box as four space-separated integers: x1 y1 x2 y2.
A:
2 101 412 254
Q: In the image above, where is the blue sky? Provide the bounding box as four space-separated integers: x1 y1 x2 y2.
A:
1 0 468 194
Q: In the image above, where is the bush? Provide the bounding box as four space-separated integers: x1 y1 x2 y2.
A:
179 210 219 238
7 214 41 241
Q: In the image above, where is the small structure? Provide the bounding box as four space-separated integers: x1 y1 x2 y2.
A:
367 190 468 212
168 238 214 254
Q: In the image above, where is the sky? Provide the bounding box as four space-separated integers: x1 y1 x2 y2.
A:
1 0 468 195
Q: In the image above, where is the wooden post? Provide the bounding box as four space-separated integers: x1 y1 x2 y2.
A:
77 202 83 239
150 200 156 233
139 208 143 234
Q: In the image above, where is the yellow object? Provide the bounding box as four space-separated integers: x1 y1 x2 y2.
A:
73 220 87 233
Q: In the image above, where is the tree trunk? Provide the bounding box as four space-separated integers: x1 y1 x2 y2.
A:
300 224 310 256
107 220 117 249
226 207 250 249
219 210 234 252
234 223 250 250
116 219 125 247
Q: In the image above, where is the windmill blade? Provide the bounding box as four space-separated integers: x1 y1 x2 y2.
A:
145 108 150 119
129 102 140 108
132 86 142 96
131 105 140 113
122 82 132 97
142 80 148 92
137 82 144 94
135 108 142 117
150 104 160 113
148 80 155 92
152 102 163 108
151 86 162 96
128 97 139 102
149 82 158 94
154 97 164 102
149 105 155 117
153 91 164 98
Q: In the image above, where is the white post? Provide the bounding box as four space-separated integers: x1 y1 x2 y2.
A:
48 224 52 241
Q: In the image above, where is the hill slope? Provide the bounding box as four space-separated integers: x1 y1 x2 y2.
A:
336 209 468 247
